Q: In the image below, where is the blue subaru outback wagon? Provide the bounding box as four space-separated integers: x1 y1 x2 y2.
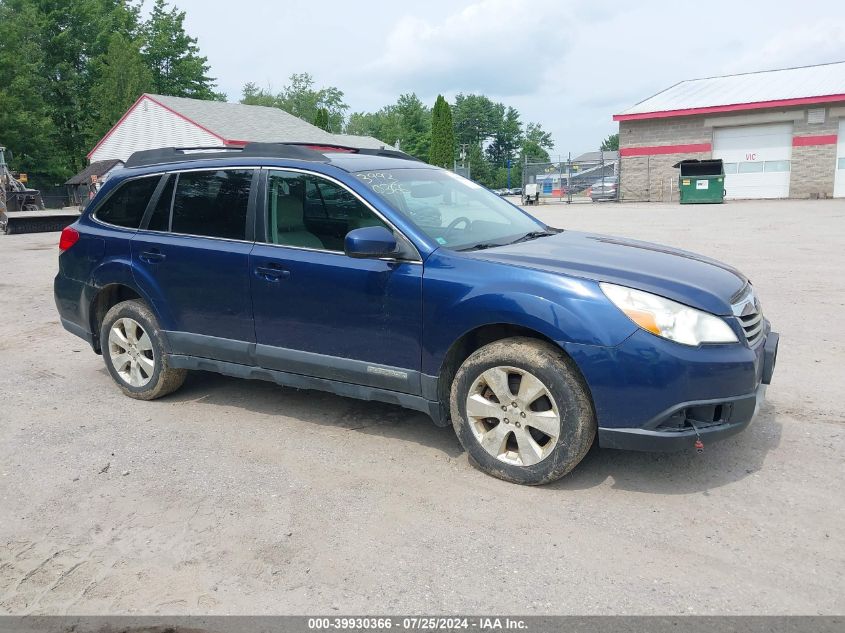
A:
54 143 779 485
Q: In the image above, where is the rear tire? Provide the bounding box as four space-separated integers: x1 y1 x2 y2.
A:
100 300 186 400
450 337 595 485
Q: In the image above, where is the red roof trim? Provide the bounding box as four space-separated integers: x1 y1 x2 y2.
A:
613 94 845 121
87 94 228 159
792 134 838 147
620 143 711 157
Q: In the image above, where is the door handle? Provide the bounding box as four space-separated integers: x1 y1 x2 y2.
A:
139 249 166 264
254 264 290 282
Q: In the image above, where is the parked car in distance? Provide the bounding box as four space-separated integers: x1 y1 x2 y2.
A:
591 178 618 202
55 143 779 485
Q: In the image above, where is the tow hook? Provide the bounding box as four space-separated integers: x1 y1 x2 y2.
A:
689 420 704 453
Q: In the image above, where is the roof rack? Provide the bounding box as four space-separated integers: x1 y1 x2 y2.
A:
124 143 331 168
283 143 424 163
124 142 422 169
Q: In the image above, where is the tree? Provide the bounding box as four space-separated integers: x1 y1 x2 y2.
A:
486 105 522 168
344 93 430 160
429 95 454 168
241 73 348 132
0 0 148 179
89 33 152 144
0 0 223 185
467 142 491 186
313 107 329 131
601 133 619 151
393 93 430 160
452 93 499 146
241 82 276 107
143 0 223 100
521 122 554 163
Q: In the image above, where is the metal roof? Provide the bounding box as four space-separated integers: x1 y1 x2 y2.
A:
572 150 618 162
615 61 845 120
148 94 389 150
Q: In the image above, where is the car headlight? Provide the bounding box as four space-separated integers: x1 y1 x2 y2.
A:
600 282 738 346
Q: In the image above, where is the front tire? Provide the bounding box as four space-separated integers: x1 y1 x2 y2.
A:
100 300 186 400
450 337 596 485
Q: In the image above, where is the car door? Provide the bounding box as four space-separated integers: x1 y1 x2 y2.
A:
132 168 258 364
250 168 424 394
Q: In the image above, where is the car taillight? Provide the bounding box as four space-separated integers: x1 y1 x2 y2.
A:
59 226 80 251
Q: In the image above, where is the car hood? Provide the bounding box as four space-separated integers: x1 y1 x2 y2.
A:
467 231 747 315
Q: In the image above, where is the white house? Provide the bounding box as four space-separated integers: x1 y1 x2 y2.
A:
88 93 389 163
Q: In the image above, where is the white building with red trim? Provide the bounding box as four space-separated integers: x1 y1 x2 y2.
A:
88 93 389 164
614 61 845 200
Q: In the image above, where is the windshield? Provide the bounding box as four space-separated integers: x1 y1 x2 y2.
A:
354 168 546 250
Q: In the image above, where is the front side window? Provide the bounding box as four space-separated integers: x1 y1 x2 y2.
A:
93 175 161 229
354 168 545 250
267 170 388 251
170 169 252 240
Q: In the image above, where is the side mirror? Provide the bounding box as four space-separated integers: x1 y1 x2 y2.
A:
344 226 398 259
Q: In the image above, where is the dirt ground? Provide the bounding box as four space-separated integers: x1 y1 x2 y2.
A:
0 199 843 615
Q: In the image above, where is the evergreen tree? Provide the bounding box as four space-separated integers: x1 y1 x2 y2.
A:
143 0 223 100
313 107 330 131
429 95 455 169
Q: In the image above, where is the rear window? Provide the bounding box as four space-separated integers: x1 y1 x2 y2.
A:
170 169 253 240
93 176 161 229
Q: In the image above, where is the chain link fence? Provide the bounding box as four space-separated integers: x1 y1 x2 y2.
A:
522 151 619 203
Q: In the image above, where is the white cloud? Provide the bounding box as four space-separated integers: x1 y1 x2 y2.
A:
366 0 568 95
725 20 845 74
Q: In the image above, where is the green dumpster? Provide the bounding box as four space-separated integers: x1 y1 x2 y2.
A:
674 159 725 204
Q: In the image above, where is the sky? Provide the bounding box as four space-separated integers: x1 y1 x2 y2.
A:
152 0 845 156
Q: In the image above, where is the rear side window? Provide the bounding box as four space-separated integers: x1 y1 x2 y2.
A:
170 170 252 240
93 176 161 228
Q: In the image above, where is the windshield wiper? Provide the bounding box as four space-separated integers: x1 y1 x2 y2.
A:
507 229 560 245
459 242 503 251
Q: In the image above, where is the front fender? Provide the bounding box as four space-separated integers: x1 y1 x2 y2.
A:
421 251 638 375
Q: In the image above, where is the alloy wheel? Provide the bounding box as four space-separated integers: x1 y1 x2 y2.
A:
108 317 155 387
465 366 560 466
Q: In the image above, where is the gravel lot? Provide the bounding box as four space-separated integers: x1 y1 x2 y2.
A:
0 199 843 615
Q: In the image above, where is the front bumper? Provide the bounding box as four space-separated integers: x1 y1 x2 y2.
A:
596 331 779 452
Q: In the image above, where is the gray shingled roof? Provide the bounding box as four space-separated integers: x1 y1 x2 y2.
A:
65 159 124 185
149 94 389 150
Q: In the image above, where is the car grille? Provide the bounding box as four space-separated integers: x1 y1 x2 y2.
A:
732 286 764 346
